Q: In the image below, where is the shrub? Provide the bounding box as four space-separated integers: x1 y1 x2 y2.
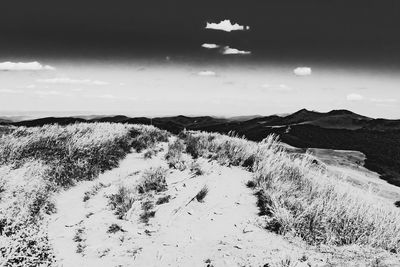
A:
165 139 186 170
139 200 156 224
190 161 204 176
108 185 136 219
107 223 125 234
136 167 168 194
130 125 169 152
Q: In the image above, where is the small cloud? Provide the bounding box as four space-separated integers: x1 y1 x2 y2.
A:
294 67 312 76
26 84 37 89
370 98 397 103
198 70 216 76
346 93 364 101
205 19 249 32
0 89 23 94
221 46 251 55
201 43 220 49
33 90 72 97
0 61 55 71
262 83 293 92
37 77 108 86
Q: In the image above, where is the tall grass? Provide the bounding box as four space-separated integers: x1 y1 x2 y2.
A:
181 130 400 253
0 123 169 266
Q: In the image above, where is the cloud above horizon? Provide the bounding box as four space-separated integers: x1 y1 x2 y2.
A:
198 70 216 76
201 43 220 49
294 67 312 76
262 84 293 92
34 90 71 97
37 77 108 85
347 93 364 101
0 62 55 71
221 46 251 55
205 20 249 32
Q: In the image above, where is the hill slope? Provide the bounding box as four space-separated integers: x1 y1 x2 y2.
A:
2 109 400 186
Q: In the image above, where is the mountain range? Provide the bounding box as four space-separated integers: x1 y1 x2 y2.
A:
1 109 400 186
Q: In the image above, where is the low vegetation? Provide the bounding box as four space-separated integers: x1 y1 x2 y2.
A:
136 167 168 194
189 160 204 176
195 186 209 203
83 182 107 202
165 138 186 170
156 195 171 205
181 130 400 253
108 166 168 223
108 185 136 219
0 123 168 266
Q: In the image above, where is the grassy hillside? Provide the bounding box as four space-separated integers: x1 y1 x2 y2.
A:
180 130 400 253
2 122 400 265
0 123 169 266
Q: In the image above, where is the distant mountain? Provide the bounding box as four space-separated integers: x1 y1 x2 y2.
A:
0 118 12 124
227 115 262 121
1 109 400 186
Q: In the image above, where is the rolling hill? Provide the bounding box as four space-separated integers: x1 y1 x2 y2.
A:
1 109 400 186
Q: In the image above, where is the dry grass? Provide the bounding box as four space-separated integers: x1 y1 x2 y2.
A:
137 167 168 194
108 185 136 219
195 186 209 203
165 138 186 170
182 130 400 253
0 123 169 266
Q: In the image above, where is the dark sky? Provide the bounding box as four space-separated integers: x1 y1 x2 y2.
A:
1 0 400 51
0 0 399 118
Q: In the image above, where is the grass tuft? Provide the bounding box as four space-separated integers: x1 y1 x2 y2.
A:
195 186 209 203
137 167 168 194
156 195 171 205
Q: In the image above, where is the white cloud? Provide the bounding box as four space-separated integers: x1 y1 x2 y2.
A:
198 70 216 76
205 19 249 32
346 93 364 101
370 98 397 103
221 46 251 55
34 90 71 97
37 77 108 86
84 94 136 101
201 43 220 49
294 67 312 76
262 84 293 92
0 61 55 71
26 84 37 89
0 89 23 94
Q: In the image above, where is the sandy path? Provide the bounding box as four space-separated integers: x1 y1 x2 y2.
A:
47 142 396 267
47 145 168 267
47 143 317 267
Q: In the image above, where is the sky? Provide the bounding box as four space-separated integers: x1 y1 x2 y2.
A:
0 0 399 119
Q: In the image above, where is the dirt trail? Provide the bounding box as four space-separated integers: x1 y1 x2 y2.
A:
47 142 393 267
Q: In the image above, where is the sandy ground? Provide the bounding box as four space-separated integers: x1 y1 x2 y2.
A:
48 142 400 267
